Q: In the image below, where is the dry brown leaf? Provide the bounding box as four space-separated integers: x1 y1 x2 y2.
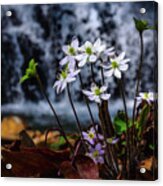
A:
1 116 26 141
2 149 58 177
139 156 154 171
60 161 81 179
74 155 100 179
2 147 71 177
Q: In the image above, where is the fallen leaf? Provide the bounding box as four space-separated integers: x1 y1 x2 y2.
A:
19 130 35 147
60 161 81 179
74 155 99 179
139 156 154 171
1 116 26 141
2 147 71 177
2 149 58 177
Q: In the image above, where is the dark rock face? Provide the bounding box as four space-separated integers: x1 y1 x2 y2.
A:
1 2 157 126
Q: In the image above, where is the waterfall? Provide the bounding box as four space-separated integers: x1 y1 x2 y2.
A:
1 2 156 129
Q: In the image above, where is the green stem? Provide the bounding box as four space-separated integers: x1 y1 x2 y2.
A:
35 73 74 153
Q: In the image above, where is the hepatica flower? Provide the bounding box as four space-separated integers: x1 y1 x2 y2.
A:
60 38 79 69
82 126 103 145
53 67 80 94
82 83 111 104
77 39 106 67
107 137 119 144
136 92 155 104
86 143 105 164
103 52 130 79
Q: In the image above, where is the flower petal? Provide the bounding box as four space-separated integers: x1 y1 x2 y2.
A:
89 54 97 62
60 56 68 66
75 54 84 61
114 68 121 79
78 56 87 67
112 138 119 144
85 41 93 48
88 95 97 101
101 93 111 100
118 52 125 61
94 97 101 104
120 58 130 65
71 38 79 48
94 38 101 48
95 143 102 151
67 77 76 83
101 64 112 70
82 132 88 138
100 86 107 92
119 64 128 71
104 69 114 77
97 156 104 164
62 45 69 54
148 92 155 101
61 81 67 92
82 90 94 96
105 47 115 53
139 92 145 98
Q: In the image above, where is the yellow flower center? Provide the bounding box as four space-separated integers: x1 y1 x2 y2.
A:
88 132 94 139
111 61 119 69
107 138 113 143
93 150 99 158
68 46 76 56
144 93 149 99
94 88 101 96
86 47 92 55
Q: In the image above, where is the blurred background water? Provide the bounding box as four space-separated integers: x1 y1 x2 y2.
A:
1 1 157 131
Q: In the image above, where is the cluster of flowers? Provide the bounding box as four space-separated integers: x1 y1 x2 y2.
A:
53 37 131 103
82 126 118 164
53 37 155 164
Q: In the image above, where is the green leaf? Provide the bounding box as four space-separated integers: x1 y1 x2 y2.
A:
20 58 38 84
133 17 150 32
29 59 35 68
19 75 30 83
137 105 150 129
113 112 127 135
50 136 67 150
136 104 150 138
121 141 126 146
149 144 155 150
113 111 133 135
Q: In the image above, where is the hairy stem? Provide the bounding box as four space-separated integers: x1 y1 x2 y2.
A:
98 103 119 175
118 78 130 177
90 63 95 83
132 32 144 152
36 73 74 153
77 71 99 140
101 67 105 85
67 84 86 149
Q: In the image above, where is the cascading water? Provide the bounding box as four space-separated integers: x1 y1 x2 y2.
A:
1 2 156 130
